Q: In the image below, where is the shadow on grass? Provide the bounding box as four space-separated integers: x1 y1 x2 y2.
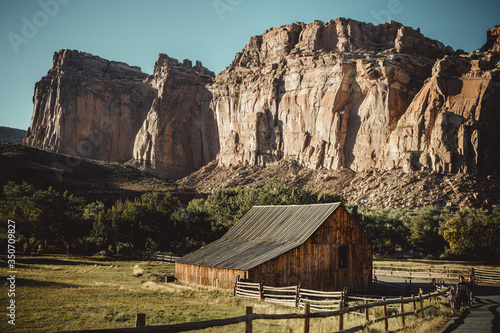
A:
17 256 122 266
16 277 79 288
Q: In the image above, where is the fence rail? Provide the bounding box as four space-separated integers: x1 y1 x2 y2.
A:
62 287 448 333
373 264 469 280
234 281 345 311
473 268 500 284
373 265 500 285
138 253 179 263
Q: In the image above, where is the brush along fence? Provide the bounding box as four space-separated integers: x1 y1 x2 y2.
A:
61 288 449 333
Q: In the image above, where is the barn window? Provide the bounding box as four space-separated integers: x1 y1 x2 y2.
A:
339 246 349 269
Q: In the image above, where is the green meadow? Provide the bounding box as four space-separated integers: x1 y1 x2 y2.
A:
0 256 450 333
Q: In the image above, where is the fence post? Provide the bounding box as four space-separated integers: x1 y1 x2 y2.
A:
419 289 424 319
245 306 253 333
135 313 146 327
383 296 388 333
343 287 349 307
338 293 344 331
400 296 405 328
365 299 369 323
234 281 237 296
412 294 417 319
303 303 310 333
296 283 301 307
259 282 263 301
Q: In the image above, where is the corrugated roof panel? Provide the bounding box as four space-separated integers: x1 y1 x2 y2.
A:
177 203 341 270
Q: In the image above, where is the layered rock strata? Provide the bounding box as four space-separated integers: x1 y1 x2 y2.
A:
24 50 219 178
129 55 219 178
24 21 500 179
212 18 453 171
380 28 500 174
24 50 156 162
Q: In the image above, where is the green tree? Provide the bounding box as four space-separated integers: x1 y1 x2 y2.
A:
0 182 88 254
92 192 181 256
406 206 450 254
443 208 500 258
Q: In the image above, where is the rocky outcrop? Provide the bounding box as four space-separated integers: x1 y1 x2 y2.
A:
129 55 219 178
24 50 219 179
380 27 500 175
24 21 500 181
24 50 155 162
212 18 453 171
481 25 500 53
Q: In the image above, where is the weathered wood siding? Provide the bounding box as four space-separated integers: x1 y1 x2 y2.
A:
175 262 247 290
248 205 372 292
175 205 372 292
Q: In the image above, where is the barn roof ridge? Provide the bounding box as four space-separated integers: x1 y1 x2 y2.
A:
177 202 343 270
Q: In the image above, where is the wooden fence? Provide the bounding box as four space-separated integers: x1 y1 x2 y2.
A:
373 265 500 285
234 281 344 311
63 287 448 333
473 268 500 284
373 264 469 280
139 253 179 263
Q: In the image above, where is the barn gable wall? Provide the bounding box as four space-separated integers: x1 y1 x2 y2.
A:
175 262 247 290
175 204 372 292
248 205 372 291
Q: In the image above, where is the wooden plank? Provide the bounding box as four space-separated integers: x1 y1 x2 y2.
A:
245 307 252 333
303 303 310 333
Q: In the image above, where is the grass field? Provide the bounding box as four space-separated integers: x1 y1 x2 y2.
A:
0 256 450 333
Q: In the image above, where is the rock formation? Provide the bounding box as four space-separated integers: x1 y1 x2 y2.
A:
129 55 219 178
24 50 155 163
380 27 500 175
24 50 219 179
24 21 500 181
212 18 454 171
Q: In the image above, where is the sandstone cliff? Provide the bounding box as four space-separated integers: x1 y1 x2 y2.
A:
212 19 453 171
24 50 219 179
24 21 500 182
24 50 156 162
129 55 219 178
380 27 500 175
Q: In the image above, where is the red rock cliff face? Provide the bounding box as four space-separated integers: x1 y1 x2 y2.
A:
24 50 155 163
212 19 452 171
130 55 219 178
24 50 219 179
381 26 500 175
24 22 500 178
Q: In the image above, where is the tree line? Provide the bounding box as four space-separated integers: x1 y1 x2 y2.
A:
0 179 499 260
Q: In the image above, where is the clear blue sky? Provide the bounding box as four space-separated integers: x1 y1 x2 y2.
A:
1 0 499 130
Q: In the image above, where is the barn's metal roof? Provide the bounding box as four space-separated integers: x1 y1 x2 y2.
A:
177 203 341 270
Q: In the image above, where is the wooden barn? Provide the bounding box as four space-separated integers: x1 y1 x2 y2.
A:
175 203 372 292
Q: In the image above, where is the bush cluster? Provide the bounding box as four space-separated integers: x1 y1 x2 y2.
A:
1 179 498 260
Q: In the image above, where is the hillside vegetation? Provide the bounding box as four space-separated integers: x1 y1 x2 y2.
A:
1 177 499 260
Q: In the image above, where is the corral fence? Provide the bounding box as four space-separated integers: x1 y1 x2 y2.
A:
373 263 469 280
63 286 449 333
473 267 500 284
373 264 500 285
138 253 179 263
234 280 344 311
